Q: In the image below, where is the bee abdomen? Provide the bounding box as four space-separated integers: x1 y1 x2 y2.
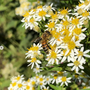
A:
42 42 49 53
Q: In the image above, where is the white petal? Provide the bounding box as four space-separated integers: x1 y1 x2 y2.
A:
84 54 90 58
67 63 74 66
84 50 90 54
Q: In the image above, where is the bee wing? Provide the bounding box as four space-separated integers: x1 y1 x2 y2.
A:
34 37 42 44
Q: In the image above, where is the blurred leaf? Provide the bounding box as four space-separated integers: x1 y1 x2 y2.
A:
0 5 7 11
5 20 18 31
80 89 90 90
49 67 62 71
9 45 17 54
49 84 66 90
37 85 40 90
0 78 10 88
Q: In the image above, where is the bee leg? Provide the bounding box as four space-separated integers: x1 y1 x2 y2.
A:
47 44 51 49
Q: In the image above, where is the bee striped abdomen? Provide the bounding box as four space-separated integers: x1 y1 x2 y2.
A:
42 40 49 53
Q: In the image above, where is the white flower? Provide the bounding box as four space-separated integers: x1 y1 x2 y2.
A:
46 47 62 65
59 76 71 86
27 57 41 69
74 47 90 59
67 56 85 73
33 65 42 74
25 43 42 58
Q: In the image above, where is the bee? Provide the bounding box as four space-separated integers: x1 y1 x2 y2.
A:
34 31 52 53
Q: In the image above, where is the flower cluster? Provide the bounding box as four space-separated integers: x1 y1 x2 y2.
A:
8 71 71 90
8 0 90 89
15 0 31 16
15 0 42 16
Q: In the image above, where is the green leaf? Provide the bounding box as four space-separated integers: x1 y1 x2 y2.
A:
5 20 18 31
0 5 7 11
80 89 90 90
49 67 62 71
49 84 66 90
37 85 40 90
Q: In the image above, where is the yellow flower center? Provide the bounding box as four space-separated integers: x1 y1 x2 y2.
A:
61 77 67 82
73 28 81 35
37 5 43 9
26 85 30 89
16 76 20 80
61 9 68 15
48 22 55 28
71 18 79 25
61 28 70 36
39 78 43 81
63 35 71 43
51 12 58 20
78 51 83 56
54 75 57 79
29 18 35 23
12 82 16 87
74 60 80 66
18 83 22 88
63 20 69 26
29 46 39 51
68 41 76 50
32 81 36 85
51 51 57 59
82 11 89 17
57 71 63 76
38 10 46 17
31 58 37 62
23 11 29 17
84 0 90 5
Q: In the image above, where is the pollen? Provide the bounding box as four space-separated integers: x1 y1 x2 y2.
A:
71 18 79 25
18 83 22 88
51 51 57 59
38 10 46 17
61 77 67 82
68 41 76 50
31 58 37 62
74 60 80 66
37 5 43 9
